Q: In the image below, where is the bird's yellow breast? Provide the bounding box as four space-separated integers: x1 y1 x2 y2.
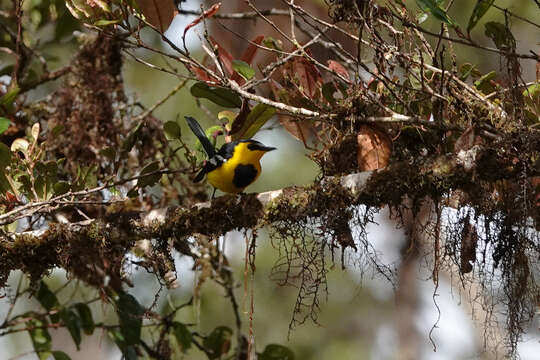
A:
206 142 265 194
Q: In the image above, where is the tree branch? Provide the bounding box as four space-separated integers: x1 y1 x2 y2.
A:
1 146 517 288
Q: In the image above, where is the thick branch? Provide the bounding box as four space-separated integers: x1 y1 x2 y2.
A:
1 146 516 289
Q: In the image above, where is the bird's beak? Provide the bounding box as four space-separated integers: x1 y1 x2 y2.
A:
261 146 276 152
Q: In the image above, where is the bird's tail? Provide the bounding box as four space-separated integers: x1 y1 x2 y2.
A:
185 116 216 158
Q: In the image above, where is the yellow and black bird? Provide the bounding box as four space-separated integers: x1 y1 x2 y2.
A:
185 116 276 197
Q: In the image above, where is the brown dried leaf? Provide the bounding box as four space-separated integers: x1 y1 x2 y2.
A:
0 191 20 211
279 116 313 147
356 125 392 171
460 221 478 274
186 63 220 84
328 60 351 83
137 0 178 33
183 2 221 39
240 35 265 65
536 59 540 82
269 79 315 146
286 53 323 99
531 176 540 209
209 36 234 77
454 125 483 152
229 100 250 136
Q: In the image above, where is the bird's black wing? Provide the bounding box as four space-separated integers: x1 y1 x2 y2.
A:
185 116 216 158
193 157 220 182
192 142 236 182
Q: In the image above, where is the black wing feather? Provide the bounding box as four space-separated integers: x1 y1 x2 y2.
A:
193 168 206 182
185 116 216 158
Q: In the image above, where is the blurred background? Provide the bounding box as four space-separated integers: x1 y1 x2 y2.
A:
1 0 539 359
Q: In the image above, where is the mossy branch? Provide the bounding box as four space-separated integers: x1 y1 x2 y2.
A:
2 145 531 290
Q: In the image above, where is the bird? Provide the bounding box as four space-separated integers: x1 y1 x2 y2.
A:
185 116 276 198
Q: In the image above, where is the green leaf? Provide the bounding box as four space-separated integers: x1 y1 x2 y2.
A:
17 174 32 196
53 181 70 195
99 146 116 160
415 0 455 26
190 82 242 108
0 86 20 106
0 117 10 134
467 0 494 32
205 125 223 145
217 110 238 124
322 82 337 104
34 175 46 199
259 344 295 360
0 143 11 168
458 63 481 81
37 281 59 311
0 172 11 194
232 103 276 140
263 36 282 51
484 21 515 50
123 345 138 360
60 309 82 350
74 303 95 335
137 161 161 188
523 83 540 98
10 138 29 157
45 160 58 176
27 318 52 359
94 19 121 26
416 12 428 24
242 103 276 139
172 322 192 353
0 65 14 77
108 328 126 347
116 292 145 346
121 121 143 153
163 121 182 139
73 164 98 191
127 188 139 198
108 329 138 359
51 124 65 137
232 60 255 81
52 351 72 360
54 6 81 40
203 326 232 359
523 83 540 124
473 71 496 94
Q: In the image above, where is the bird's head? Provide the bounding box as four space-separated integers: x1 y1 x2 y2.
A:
240 140 276 161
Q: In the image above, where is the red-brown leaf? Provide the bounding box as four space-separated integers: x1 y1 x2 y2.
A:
240 35 265 64
454 125 483 152
279 116 313 147
229 100 251 136
328 60 351 83
269 79 316 146
0 191 19 211
209 36 234 77
357 125 392 171
183 2 221 38
228 36 265 85
460 220 478 274
531 176 540 209
284 50 323 100
294 57 323 99
137 0 178 33
186 63 220 84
